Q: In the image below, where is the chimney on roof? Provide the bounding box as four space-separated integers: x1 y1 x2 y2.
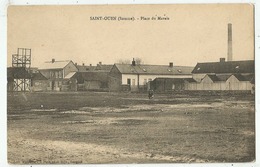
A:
75 62 77 66
90 64 92 66
99 62 102 65
52 59 55 63
220 58 225 62
227 23 232 61
169 62 173 67
132 58 136 66
82 63 85 66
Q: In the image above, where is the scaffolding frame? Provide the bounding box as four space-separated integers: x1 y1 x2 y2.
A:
11 48 31 91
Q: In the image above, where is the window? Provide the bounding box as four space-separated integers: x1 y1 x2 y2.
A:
50 71 54 78
59 71 63 78
132 79 136 86
144 79 147 85
55 71 59 78
127 78 131 85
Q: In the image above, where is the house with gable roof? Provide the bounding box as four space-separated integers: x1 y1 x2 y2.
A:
38 59 78 91
65 62 113 91
187 58 254 91
109 59 194 92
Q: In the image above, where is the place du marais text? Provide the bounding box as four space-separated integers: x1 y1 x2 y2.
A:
90 15 170 21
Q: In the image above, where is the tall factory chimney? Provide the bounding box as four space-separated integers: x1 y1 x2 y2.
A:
227 23 232 61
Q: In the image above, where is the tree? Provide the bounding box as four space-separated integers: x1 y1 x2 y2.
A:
117 57 143 65
135 57 143 65
117 59 131 64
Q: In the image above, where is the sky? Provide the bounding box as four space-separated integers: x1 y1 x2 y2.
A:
7 4 254 67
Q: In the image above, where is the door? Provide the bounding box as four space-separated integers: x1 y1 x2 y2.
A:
127 78 131 91
127 78 131 85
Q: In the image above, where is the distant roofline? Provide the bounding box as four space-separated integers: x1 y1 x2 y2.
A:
114 63 194 68
196 60 254 64
44 60 71 63
119 73 192 75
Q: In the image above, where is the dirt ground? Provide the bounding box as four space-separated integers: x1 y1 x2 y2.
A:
7 91 255 164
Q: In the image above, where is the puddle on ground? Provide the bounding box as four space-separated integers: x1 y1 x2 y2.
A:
30 109 57 112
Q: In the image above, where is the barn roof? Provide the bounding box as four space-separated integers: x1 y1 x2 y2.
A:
114 64 194 75
232 74 254 81
76 72 109 82
192 60 254 74
203 74 254 82
31 72 48 80
77 65 96 72
183 78 197 83
38 60 72 70
95 64 113 71
77 64 113 72
202 74 231 82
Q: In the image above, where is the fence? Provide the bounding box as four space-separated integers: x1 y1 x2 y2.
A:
185 81 252 91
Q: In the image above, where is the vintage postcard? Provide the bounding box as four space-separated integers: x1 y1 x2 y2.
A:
6 4 255 164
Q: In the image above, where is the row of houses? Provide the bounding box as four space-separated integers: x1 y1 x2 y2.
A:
7 58 255 92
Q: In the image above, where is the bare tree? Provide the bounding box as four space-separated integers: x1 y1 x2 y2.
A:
135 57 143 65
117 59 131 64
117 57 143 65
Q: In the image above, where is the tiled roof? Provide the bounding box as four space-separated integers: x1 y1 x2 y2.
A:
96 64 113 71
207 75 221 82
204 74 254 82
233 74 254 81
183 78 197 83
114 64 194 75
77 64 113 72
31 72 48 80
192 60 254 74
206 74 231 82
38 60 71 70
77 65 96 72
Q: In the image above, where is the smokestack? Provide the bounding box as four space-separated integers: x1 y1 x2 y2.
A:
132 58 136 66
169 62 173 67
227 23 232 61
52 59 55 63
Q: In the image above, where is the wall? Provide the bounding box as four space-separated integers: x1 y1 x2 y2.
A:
31 80 48 92
108 66 122 91
40 69 63 79
84 81 101 90
121 74 192 92
200 75 214 84
192 74 207 82
64 61 78 77
185 81 252 91
122 74 192 85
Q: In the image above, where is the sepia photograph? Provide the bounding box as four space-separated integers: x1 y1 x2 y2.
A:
6 4 255 164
